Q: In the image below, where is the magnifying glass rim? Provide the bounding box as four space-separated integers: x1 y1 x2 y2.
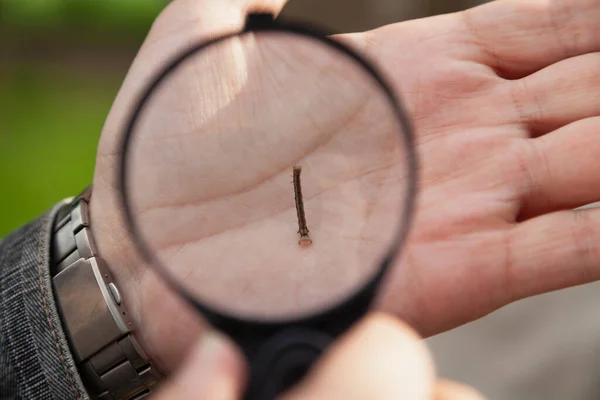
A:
117 19 418 325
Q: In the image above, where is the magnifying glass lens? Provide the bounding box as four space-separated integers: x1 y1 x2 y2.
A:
125 29 412 321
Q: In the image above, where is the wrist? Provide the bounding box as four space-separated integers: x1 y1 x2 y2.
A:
51 187 162 398
89 180 205 374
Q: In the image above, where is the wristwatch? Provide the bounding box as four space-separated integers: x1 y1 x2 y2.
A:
50 187 161 399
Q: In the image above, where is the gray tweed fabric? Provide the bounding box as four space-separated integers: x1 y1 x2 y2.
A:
0 203 88 400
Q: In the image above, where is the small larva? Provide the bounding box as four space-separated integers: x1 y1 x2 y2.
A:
293 165 312 247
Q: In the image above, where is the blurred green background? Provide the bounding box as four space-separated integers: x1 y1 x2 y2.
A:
0 0 165 237
0 0 480 237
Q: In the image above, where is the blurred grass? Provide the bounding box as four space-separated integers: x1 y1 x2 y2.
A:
0 61 122 237
1 0 165 31
0 1 162 237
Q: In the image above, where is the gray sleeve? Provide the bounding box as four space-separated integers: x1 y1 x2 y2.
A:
1 203 88 400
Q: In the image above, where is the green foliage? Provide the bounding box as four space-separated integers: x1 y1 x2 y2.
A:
0 1 165 236
0 64 120 237
1 0 165 31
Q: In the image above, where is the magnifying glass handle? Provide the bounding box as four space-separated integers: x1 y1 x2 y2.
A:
243 328 332 400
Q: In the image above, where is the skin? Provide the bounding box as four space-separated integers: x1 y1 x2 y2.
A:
88 0 600 393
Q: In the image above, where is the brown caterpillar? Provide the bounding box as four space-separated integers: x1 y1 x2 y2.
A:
293 165 312 247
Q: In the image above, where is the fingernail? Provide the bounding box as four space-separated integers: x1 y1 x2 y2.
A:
176 330 231 384
194 331 230 366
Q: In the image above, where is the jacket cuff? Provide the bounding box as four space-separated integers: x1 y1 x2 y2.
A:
0 202 88 399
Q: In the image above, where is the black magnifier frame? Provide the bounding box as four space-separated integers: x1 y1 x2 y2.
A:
117 12 418 400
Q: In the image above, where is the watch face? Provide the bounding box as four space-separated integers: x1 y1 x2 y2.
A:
119 12 416 399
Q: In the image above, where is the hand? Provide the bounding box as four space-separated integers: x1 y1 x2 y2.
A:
153 313 484 400
90 0 600 373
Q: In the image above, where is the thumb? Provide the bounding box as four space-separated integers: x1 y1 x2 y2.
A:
152 331 246 400
284 313 436 400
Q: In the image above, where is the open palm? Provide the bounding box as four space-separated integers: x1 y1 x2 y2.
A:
91 0 600 372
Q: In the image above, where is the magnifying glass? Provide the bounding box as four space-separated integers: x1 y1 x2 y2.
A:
118 12 417 400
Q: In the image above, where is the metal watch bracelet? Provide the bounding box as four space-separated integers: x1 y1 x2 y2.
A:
50 187 161 400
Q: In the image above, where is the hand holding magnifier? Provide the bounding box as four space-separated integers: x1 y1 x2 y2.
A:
119 12 417 399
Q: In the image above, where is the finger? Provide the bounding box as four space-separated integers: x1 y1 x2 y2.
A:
434 380 486 400
152 331 246 400
505 53 600 136
283 313 435 400
146 0 290 57
517 117 600 219
506 208 600 303
462 0 600 78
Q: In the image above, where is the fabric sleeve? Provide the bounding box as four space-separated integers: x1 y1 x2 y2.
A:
0 202 88 400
